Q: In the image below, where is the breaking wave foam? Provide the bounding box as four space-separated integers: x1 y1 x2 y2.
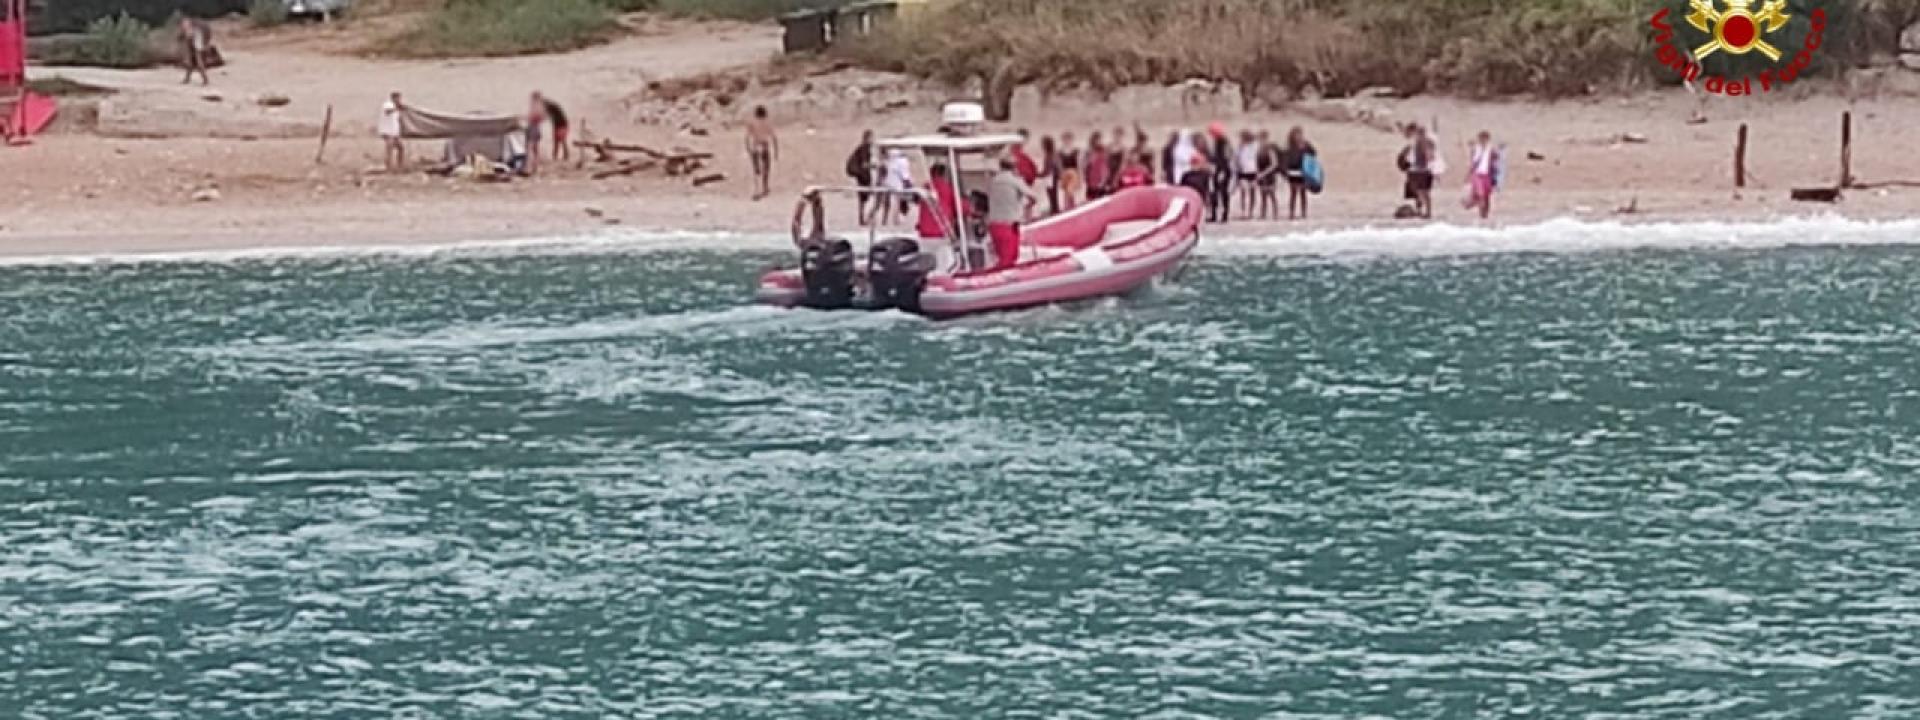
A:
4 214 1919 267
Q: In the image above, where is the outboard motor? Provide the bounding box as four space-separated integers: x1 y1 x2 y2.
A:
800 237 856 310
867 236 928 312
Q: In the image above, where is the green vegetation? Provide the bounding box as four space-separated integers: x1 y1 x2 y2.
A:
39 13 160 69
249 0 291 26
379 0 619 57
838 0 1920 99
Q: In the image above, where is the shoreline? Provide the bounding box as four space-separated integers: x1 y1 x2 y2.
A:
7 209 1920 266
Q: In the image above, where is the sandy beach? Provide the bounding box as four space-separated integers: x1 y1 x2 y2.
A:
8 15 1920 258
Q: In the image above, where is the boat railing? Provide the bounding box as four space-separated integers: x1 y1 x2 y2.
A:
791 185 964 269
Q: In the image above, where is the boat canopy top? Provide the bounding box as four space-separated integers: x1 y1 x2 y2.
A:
876 134 1024 154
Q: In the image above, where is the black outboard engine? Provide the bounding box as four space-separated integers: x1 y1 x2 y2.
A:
867 236 928 312
800 237 856 310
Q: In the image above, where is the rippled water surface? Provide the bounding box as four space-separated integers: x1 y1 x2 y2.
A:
5 235 1920 718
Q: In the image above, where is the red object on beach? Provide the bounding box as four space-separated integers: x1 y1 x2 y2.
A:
2 0 58 143
1207 121 1226 138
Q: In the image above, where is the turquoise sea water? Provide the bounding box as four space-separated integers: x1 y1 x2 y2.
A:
5 222 1920 718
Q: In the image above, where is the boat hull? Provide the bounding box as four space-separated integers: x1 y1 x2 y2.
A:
756 186 1202 318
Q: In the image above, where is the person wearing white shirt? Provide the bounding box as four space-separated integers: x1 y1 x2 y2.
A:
380 92 405 172
881 148 913 224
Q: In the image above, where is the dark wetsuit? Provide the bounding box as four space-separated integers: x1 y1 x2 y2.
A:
1208 137 1234 222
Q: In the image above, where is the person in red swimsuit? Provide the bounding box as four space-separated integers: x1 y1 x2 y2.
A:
916 163 961 240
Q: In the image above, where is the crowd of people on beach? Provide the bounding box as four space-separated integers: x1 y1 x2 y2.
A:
832 120 1505 230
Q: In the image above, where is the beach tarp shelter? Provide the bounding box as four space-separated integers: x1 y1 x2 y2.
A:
398 106 520 163
2 0 57 143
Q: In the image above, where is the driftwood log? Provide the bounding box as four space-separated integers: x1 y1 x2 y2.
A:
574 139 715 181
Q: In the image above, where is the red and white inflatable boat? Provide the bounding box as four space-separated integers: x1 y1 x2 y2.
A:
755 184 1202 318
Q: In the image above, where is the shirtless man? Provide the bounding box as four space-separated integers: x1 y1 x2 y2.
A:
744 106 779 200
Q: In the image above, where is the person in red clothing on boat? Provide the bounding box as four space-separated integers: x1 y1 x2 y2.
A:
986 156 1042 270
916 163 962 240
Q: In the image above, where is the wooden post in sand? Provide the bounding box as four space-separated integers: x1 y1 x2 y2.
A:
1840 111 1853 189
1735 123 1748 188
315 104 334 165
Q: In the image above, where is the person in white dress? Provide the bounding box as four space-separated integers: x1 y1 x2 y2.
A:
379 92 405 172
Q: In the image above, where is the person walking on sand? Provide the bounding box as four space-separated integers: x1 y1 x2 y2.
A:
987 156 1042 270
379 92 405 173
745 106 779 200
1464 130 1501 220
845 130 876 224
1282 126 1318 220
1012 129 1040 188
178 17 212 86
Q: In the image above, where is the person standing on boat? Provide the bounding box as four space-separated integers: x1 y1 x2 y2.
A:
987 157 1041 271
917 162 960 241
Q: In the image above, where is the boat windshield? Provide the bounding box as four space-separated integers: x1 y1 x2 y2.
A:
873 134 1022 272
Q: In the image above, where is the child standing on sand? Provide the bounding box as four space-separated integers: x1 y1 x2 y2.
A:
1464 130 1501 219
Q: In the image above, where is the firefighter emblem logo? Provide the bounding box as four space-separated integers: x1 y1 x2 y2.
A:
1687 0 1791 61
